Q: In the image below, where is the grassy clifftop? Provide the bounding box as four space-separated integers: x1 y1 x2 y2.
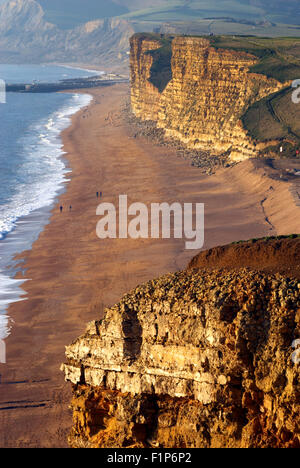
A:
210 36 300 83
241 87 300 156
210 36 300 154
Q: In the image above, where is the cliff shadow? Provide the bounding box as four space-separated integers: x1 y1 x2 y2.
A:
122 304 143 363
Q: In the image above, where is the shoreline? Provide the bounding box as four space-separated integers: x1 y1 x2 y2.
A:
53 63 104 76
0 83 299 447
0 91 94 342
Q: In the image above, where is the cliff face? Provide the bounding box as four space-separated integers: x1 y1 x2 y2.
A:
130 35 284 161
62 268 300 448
130 36 162 121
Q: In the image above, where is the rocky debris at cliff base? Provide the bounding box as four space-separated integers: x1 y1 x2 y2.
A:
62 266 300 448
124 106 233 174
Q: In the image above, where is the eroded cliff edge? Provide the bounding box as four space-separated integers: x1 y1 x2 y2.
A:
62 239 300 448
130 34 285 161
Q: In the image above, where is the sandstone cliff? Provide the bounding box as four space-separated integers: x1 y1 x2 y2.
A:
130 34 285 161
62 259 300 448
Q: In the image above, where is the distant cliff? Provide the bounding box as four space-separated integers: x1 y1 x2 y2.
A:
130 34 285 161
62 238 300 448
0 0 134 71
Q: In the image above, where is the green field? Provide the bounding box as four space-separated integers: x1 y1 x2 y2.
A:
122 1 266 22
242 87 300 156
120 0 300 37
35 0 300 35
134 33 173 92
210 36 300 82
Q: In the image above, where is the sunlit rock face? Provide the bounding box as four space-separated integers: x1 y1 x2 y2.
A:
130 34 284 161
62 269 300 448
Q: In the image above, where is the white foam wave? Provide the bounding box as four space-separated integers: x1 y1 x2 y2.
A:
0 92 93 240
0 92 93 338
57 64 104 77
0 271 26 339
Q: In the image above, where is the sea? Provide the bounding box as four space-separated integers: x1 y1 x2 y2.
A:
0 64 99 342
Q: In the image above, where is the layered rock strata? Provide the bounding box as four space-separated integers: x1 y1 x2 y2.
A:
62 269 300 448
130 35 284 161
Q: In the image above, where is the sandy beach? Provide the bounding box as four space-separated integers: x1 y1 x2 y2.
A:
0 83 299 448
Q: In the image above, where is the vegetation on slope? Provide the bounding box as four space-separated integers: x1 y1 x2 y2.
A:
210 36 300 82
231 234 300 244
121 0 299 25
35 1 300 34
242 87 300 155
147 36 173 93
210 36 300 154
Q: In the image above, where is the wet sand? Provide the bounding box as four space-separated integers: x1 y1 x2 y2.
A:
0 83 299 447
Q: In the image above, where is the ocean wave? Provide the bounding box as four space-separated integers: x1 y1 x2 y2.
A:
0 93 93 241
57 64 104 77
0 271 25 339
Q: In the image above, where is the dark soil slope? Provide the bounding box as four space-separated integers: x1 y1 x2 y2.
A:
188 236 300 280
